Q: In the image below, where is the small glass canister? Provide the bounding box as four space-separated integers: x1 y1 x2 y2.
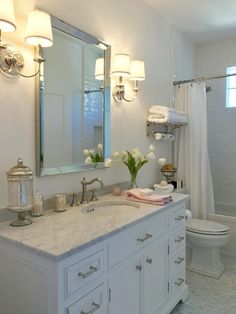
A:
32 191 44 217
6 158 33 226
54 193 67 212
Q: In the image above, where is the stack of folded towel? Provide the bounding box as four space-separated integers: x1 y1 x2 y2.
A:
148 105 187 124
126 188 173 206
153 182 174 194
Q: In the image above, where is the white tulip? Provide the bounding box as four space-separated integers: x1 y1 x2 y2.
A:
121 151 128 158
132 148 139 154
132 150 142 160
89 149 95 155
147 152 156 160
148 144 155 152
97 143 103 152
158 158 166 166
83 149 90 156
85 156 92 164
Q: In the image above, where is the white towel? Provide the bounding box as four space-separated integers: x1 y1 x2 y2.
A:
149 105 175 114
148 112 187 124
149 105 186 117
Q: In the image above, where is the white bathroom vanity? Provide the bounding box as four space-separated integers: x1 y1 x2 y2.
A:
0 193 188 314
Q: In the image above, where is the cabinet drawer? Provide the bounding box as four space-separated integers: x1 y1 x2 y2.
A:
169 228 185 256
169 206 185 233
169 247 185 279
109 212 168 267
170 269 185 296
67 284 106 314
66 250 104 297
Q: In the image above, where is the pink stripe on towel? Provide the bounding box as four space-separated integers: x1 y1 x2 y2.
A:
126 188 172 206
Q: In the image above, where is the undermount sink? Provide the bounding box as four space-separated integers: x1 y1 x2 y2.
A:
81 200 140 216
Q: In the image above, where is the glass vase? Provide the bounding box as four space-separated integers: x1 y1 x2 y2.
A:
128 172 138 189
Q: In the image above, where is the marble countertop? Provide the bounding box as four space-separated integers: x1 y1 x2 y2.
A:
0 193 189 261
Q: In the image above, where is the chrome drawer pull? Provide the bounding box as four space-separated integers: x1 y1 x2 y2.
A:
78 266 98 278
175 215 185 221
136 264 142 271
175 236 184 243
174 257 184 264
81 302 101 314
175 278 184 286
146 258 153 264
137 233 152 242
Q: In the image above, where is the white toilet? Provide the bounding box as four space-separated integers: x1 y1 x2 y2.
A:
186 219 230 278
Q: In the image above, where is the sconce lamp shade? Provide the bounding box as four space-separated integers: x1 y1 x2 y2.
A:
0 0 16 32
95 58 104 80
25 10 53 47
112 54 130 77
130 60 145 81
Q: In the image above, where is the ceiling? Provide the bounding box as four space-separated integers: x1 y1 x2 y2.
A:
145 0 236 43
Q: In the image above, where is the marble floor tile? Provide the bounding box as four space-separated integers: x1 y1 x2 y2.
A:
171 256 236 314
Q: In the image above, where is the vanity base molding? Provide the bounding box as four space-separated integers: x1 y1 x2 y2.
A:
0 198 188 314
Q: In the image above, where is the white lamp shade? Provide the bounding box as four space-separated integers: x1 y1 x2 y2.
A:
25 10 53 47
95 58 104 80
112 54 130 77
0 0 16 32
130 60 145 81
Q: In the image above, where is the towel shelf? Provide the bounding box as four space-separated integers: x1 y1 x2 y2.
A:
146 121 187 136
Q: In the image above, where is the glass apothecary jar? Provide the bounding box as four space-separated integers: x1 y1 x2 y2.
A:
6 158 33 226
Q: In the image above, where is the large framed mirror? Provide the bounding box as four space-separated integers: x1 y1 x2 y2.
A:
36 16 111 176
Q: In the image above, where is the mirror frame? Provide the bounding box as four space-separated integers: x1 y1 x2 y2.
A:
35 16 111 176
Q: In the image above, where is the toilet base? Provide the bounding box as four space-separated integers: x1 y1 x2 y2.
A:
187 246 225 278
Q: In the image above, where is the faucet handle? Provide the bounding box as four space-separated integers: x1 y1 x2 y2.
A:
80 177 86 184
68 192 79 207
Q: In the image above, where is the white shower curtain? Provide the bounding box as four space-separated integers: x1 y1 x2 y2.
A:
174 82 215 219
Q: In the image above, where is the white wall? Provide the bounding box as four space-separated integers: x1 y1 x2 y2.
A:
0 0 196 208
171 28 196 82
197 38 236 213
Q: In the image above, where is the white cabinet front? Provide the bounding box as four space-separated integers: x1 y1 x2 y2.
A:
143 238 169 314
108 255 142 314
109 236 169 314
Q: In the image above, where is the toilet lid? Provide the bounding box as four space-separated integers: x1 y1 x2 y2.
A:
186 219 229 235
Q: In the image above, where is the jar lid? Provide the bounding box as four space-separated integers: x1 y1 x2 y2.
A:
7 158 33 177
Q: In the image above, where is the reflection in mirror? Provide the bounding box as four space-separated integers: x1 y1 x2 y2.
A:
36 16 110 176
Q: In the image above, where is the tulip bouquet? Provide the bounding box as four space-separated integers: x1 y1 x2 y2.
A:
83 143 104 164
112 145 156 189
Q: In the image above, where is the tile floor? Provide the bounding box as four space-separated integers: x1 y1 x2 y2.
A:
171 256 236 314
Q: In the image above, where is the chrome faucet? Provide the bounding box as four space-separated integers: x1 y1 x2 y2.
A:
80 177 104 204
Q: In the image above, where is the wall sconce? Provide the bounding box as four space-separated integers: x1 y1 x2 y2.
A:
112 53 145 102
0 0 53 78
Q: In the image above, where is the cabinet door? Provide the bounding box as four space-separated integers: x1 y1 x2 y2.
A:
109 256 142 314
143 237 169 314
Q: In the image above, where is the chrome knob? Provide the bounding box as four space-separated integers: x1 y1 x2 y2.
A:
136 264 142 271
146 258 152 264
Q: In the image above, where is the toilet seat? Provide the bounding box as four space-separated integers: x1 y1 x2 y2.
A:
186 219 229 236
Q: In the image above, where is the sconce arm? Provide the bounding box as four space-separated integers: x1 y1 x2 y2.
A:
0 43 45 78
14 57 45 78
121 90 138 102
113 79 139 102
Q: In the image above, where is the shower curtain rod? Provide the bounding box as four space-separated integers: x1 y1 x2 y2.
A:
173 72 236 86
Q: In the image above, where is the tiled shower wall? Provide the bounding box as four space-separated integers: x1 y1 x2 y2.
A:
197 38 236 215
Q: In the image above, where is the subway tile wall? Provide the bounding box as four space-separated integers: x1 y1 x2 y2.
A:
197 38 236 214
